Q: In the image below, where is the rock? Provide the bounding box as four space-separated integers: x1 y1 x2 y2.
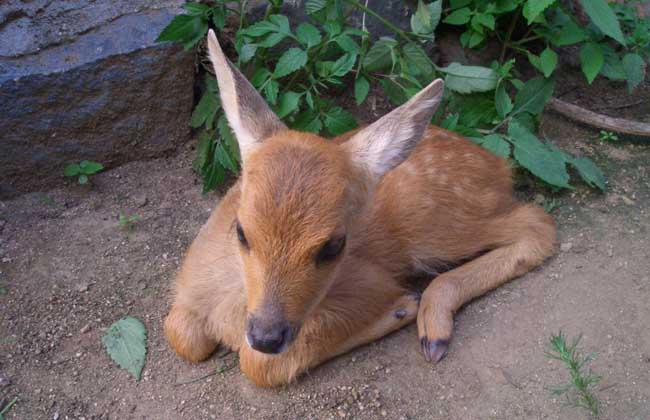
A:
80 324 91 334
75 283 89 293
0 0 193 199
0 376 10 388
560 242 573 252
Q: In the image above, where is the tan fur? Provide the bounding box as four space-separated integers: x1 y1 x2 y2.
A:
164 31 556 387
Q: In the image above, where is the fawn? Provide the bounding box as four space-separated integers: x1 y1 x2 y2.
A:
164 30 556 387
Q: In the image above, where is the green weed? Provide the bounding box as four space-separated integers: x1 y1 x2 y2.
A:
64 161 104 185
118 213 140 231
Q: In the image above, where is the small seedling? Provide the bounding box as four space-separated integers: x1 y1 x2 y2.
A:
547 331 602 417
64 161 104 184
0 397 18 420
119 213 140 231
599 131 619 142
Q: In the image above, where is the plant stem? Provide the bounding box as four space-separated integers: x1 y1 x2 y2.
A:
499 8 520 63
343 0 413 45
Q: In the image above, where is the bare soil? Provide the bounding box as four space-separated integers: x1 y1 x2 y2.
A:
1 79 650 420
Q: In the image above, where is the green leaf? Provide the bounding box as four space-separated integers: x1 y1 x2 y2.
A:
202 159 226 193
495 83 513 118
64 164 81 177
512 76 555 116
218 115 240 163
355 76 370 105
305 91 314 109
411 0 442 34
402 43 434 75
444 7 472 25
363 38 397 72
539 47 558 77
251 68 272 87
239 44 258 63
102 316 147 380
241 21 277 37
509 121 571 188
259 32 288 48
578 0 626 45
193 130 212 172
211 7 226 29
480 134 511 158
155 15 207 50
580 43 604 84
293 110 323 133
264 79 280 105
570 157 606 190
273 48 308 79
190 91 220 128
622 53 645 92
306 0 328 14
296 23 322 48
277 91 302 118
523 0 556 24
215 142 238 173
79 160 104 175
601 46 625 81
323 107 357 135
331 53 357 77
334 35 361 54
439 63 498 93
268 14 290 34
183 3 210 16
78 174 88 185
551 19 586 46
474 13 495 30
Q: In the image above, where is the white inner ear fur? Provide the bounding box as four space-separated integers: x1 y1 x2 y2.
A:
344 79 444 180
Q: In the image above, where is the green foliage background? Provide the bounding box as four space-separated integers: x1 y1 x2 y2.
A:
157 0 649 193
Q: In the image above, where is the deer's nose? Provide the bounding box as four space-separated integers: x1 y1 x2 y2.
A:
246 316 292 354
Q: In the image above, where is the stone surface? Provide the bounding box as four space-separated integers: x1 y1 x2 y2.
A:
0 0 194 198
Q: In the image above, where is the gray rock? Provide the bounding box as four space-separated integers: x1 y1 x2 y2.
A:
0 0 194 198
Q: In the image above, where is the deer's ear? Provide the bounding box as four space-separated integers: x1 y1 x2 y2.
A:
343 79 444 180
207 30 286 163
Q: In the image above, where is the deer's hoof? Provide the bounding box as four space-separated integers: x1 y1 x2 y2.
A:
420 337 449 363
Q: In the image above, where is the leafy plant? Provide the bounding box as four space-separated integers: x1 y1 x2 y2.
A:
64 161 104 185
0 397 18 420
543 197 561 213
119 213 140 231
102 316 148 380
157 0 616 193
547 331 603 417
599 130 619 142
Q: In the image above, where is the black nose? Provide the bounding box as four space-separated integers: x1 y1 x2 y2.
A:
246 317 292 354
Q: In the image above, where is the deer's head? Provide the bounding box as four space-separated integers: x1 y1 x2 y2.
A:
207 30 443 354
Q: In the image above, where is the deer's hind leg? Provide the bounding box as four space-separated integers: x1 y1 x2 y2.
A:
417 203 556 362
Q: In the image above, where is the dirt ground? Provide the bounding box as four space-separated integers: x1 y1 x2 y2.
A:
2 78 650 419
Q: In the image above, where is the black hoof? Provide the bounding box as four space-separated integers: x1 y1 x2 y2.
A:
420 337 449 363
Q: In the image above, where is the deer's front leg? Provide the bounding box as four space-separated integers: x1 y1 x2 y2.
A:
239 293 419 387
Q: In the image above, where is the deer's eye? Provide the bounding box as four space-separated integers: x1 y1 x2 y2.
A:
236 221 249 250
316 235 346 265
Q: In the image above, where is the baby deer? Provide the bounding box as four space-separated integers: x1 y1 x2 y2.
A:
164 30 556 387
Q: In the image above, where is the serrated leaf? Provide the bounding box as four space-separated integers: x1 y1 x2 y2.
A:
480 134 511 158
293 110 323 133
273 48 308 79
218 115 240 163
102 316 147 380
523 0 556 24
601 46 625 81
331 53 357 77
64 164 81 177
264 79 280 105
509 121 571 188
334 35 360 54
251 68 272 87
495 83 513 118
570 157 606 190
363 38 397 72
155 15 207 50
193 130 212 172
211 7 226 29
474 13 495 30
323 107 357 135
259 32 287 48
539 47 558 78
512 76 555 116
277 91 302 118
578 0 626 45
411 0 442 34
296 23 322 48
355 76 370 105
444 7 472 25
305 0 328 14
622 53 645 92
239 44 258 63
439 63 498 93
580 43 604 84
183 3 210 16
268 14 290 34
215 142 238 173
190 91 220 128
551 19 586 46
402 43 434 75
